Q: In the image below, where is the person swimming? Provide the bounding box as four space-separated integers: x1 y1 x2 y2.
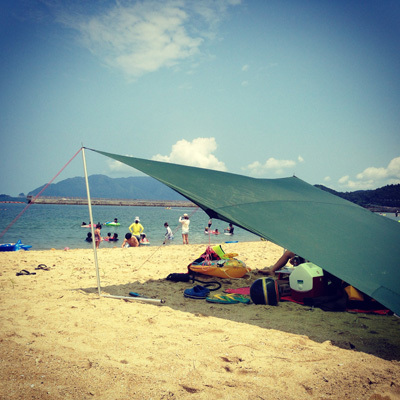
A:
110 233 118 241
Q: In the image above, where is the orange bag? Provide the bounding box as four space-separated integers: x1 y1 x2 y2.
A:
344 285 364 301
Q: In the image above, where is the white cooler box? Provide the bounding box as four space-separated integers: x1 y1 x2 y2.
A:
289 262 325 302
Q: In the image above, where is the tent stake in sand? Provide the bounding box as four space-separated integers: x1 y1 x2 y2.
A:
81 146 164 305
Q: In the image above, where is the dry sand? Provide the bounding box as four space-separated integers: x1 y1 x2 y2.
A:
1 240 399 400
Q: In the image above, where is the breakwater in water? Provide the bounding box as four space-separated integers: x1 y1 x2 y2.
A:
27 196 196 208
26 196 399 213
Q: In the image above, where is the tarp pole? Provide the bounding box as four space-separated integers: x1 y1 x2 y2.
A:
82 147 164 305
101 294 164 304
81 146 102 296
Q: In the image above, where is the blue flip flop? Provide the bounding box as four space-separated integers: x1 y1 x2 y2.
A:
184 285 210 299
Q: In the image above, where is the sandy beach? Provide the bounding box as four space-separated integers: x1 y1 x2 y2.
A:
1 240 399 400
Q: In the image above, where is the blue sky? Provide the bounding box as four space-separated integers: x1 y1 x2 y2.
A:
1 0 399 196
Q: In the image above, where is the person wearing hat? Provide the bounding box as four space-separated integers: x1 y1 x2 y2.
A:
179 213 190 244
129 216 144 243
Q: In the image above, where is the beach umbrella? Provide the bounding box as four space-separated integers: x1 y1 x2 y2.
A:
88 148 400 315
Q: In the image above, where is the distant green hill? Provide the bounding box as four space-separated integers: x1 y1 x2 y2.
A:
28 175 186 201
315 184 400 208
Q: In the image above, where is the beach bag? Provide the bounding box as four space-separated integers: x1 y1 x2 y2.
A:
250 278 279 306
190 246 222 266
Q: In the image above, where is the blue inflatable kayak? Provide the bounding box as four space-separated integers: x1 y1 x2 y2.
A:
0 239 32 252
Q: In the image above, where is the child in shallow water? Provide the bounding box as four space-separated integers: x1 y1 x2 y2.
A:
94 224 102 248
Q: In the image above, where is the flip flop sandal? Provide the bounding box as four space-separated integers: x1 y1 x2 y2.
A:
35 264 50 271
224 293 251 304
206 294 239 304
16 270 36 276
183 285 210 299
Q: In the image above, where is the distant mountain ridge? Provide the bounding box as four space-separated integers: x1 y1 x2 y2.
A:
315 184 400 208
27 175 186 201
2 176 398 209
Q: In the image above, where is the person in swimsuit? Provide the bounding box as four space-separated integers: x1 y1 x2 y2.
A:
94 224 102 249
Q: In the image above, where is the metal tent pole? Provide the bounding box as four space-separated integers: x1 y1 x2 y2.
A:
82 146 164 305
82 146 102 296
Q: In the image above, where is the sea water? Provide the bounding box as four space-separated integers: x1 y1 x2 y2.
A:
0 203 259 250
1 204 399 251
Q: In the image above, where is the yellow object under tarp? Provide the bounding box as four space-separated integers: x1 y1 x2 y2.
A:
198 245 237 260
212 245 225 258
344 285 364 301
189 258 250 279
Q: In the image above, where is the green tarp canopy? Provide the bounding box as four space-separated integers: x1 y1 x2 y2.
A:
89 148 400 314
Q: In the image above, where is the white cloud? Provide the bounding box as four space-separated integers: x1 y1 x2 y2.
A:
106 137 227 173
58 0 241 78
152 137 227 171
243 157 300 176
356 167 387 181
323 176 331 182
338 156 400 189
242 64 249 72
107 156 136 174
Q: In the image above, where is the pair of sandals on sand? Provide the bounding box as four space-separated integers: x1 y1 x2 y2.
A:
16 264 50 276
183 285 250 304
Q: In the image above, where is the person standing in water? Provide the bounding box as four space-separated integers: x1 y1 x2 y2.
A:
94 224 102 249
179 214 190 244
163 222 174 244
129 216 144 243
